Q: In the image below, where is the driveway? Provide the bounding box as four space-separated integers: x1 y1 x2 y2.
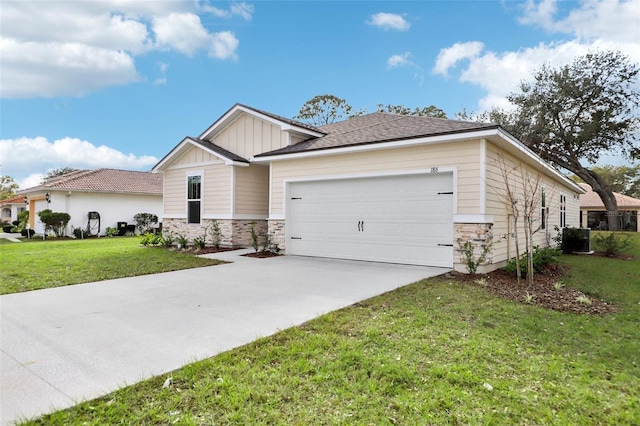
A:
1 249 447 425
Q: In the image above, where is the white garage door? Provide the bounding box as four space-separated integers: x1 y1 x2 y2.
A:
287 172 454 267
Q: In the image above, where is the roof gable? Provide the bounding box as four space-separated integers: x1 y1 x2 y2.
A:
199 103 325 141
152 137 249 172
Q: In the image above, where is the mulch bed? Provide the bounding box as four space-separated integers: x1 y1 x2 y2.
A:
191 247 236 255
242 251 282 258
447 264 618 315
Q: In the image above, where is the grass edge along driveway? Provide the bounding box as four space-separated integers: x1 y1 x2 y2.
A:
17 233 640 425
0 237 224 294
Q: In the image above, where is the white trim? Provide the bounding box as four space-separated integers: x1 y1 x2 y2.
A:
153 137 249 172
454 214 495 224
282 167 456 184
186 170 204 225
230 167 236 215
167 160 224 170
163 214 187 219
479 138 486 215
268 164 273 216
268 214 285 220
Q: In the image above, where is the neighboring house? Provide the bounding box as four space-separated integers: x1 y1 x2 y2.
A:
0 195 27 225
153 103 584 273
18 169 163 236
578 183 639 232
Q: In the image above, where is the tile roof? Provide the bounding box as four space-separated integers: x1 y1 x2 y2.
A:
0 194 26 205
578 183 640 208
256 112 499 157
19 169 163 195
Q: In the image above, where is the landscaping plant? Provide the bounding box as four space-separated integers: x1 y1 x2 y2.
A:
593 232 632 257
133 213 158 234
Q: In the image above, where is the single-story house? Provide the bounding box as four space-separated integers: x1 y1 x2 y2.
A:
153 103 584 273
18 168 163 236
0 195 28 225
578 183 639 231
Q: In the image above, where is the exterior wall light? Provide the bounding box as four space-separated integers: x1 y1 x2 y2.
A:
45 193 51 203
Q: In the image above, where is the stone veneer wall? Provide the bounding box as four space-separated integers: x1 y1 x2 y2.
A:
163 218 267 248
453 222 494 274
268 219 286 252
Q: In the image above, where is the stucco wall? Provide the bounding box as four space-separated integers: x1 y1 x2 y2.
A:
43 191 162 236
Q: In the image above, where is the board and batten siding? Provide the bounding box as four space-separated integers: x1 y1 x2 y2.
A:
234 165 269 215
269 140 483 216
208 114 289 158
484 142 580 264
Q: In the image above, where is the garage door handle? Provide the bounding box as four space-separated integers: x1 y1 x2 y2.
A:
438 243 453 247
291 237 302 240
358 221 364 232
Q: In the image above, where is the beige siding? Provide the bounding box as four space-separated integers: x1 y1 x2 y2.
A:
172 146 220 166
162 163 233 216
209 114 289 158
234 165 269 215
163 169 185 215
270 140 482 215
484 143 581 263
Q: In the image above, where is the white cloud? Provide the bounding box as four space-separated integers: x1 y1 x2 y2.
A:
0 1 247 98
520 0 639 43
210 31 240 60
0 137 159 190
153 13 212 56
434 0 640 112
432 42 485 76
201 2 254 20
367 13 410 31
387 52 414 68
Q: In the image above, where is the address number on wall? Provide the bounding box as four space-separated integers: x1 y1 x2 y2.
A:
430 167 439 173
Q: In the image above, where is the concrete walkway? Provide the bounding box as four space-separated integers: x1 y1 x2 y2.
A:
0 249 447 425
0 233 22 242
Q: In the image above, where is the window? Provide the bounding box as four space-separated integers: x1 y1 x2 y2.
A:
560 194 566 228
187 175 201 224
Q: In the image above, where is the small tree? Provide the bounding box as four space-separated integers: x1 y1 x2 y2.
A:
209 219 222 249
38 209 71 237
133 213 158 234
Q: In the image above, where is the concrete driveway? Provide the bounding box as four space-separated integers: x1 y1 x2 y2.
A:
1 249 447 425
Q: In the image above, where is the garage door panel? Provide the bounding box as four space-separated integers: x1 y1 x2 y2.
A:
288 173 453 267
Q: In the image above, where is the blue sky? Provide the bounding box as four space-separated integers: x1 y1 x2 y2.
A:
1 0 639 189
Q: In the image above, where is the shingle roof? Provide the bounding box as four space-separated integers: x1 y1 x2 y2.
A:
186 137 249 163
578 183 640 208
19 169 163 195
256 112 499 157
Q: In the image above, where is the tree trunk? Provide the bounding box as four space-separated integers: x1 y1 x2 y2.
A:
575 168 619 231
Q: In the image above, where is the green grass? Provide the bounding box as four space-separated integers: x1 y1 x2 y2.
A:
0 237 224 294
20 233 640 425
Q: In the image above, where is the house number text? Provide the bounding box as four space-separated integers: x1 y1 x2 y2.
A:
430 167 439 173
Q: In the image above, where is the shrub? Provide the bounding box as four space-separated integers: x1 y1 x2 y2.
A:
37 209 71 237
162 232 175 248
3 225 13 233
17 211 28 228
457 239 491 274
593 232 632 257
133 213 158 234
12 220 20 227
209 220 222 249
176 234 188 249
250 222 259 252
193 234 206 250
140 232 162 246
505 246 560 277
105 227 119 237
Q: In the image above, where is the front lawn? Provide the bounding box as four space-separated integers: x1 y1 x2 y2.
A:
0 237 224 294
21 233 640 425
